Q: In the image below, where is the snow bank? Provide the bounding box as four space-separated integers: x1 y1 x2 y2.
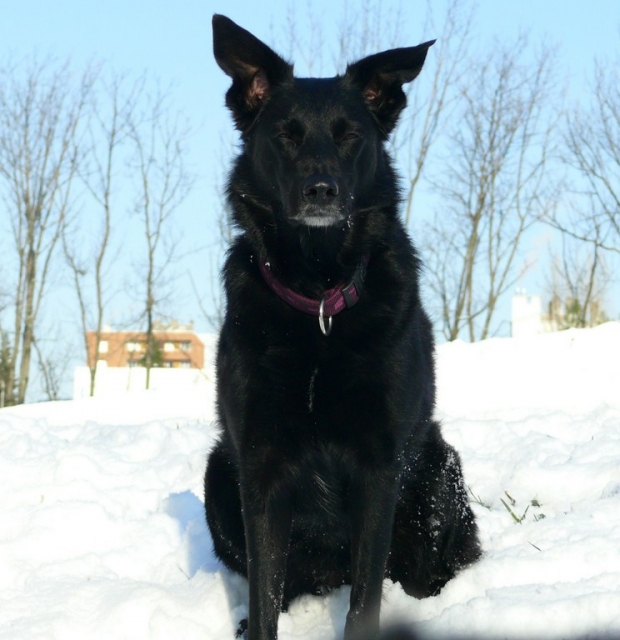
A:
1 323 619 639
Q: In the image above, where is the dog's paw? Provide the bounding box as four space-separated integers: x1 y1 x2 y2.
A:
235 618 248 639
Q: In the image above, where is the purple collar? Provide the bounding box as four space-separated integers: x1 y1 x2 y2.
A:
259 254 370 336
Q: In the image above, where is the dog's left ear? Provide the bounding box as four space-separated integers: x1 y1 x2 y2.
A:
346 41 436 136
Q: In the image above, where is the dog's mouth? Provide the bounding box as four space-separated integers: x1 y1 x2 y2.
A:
290 204 348 228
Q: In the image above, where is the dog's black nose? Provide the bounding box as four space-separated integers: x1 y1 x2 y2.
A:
302 175 339 203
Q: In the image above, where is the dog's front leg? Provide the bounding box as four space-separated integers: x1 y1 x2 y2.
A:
344 469 399 640
241 476 292 640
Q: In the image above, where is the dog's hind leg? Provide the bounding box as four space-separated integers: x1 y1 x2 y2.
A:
387 426 481 598
204 442 247 576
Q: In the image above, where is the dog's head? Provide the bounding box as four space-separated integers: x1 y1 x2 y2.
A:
212 14 433 231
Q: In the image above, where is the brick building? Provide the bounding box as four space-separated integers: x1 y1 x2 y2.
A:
86 328 205 370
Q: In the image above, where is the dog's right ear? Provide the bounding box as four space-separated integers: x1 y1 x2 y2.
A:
212 15 293 131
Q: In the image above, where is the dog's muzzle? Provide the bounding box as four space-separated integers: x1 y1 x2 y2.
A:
292 174 346 227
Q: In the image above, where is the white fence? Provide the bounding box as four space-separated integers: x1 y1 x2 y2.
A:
73 362 216 400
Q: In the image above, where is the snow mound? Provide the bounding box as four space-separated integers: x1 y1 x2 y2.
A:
1 323 619 639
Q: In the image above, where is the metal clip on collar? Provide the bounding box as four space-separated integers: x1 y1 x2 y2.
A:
318 297 332 336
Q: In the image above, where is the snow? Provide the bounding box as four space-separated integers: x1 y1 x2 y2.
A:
1 323 620 639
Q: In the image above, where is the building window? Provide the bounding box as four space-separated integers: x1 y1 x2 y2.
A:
164 342 175 352
99 340 109 353
126 341 141 352
180 341 192 352
128 360 141 368
179 361 191 369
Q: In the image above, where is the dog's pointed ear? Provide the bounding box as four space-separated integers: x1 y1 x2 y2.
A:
345 41 435 136
213 15 293 131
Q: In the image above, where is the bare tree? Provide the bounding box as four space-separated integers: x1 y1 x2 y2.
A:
278 0 407 76
545 48 620 328
0 327 14 408
279 0 326 76
424 36 558 341
32 332 72 401
553 55 620 255
189 129 236 332
545 233 609 330
334 0 406 67
127 89 194 389
400 0 476 225
0 57 92 404
63 73 142 396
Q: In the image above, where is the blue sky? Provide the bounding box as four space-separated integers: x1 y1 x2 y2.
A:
0 1 618 398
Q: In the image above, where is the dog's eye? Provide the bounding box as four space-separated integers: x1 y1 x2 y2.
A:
332 118 360 145
335 131 360 145
276 119 304 145
277 133 301 147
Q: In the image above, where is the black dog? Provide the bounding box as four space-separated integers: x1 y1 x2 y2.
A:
204 15 481 640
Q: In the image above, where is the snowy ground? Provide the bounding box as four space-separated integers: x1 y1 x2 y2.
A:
1 323 620 639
